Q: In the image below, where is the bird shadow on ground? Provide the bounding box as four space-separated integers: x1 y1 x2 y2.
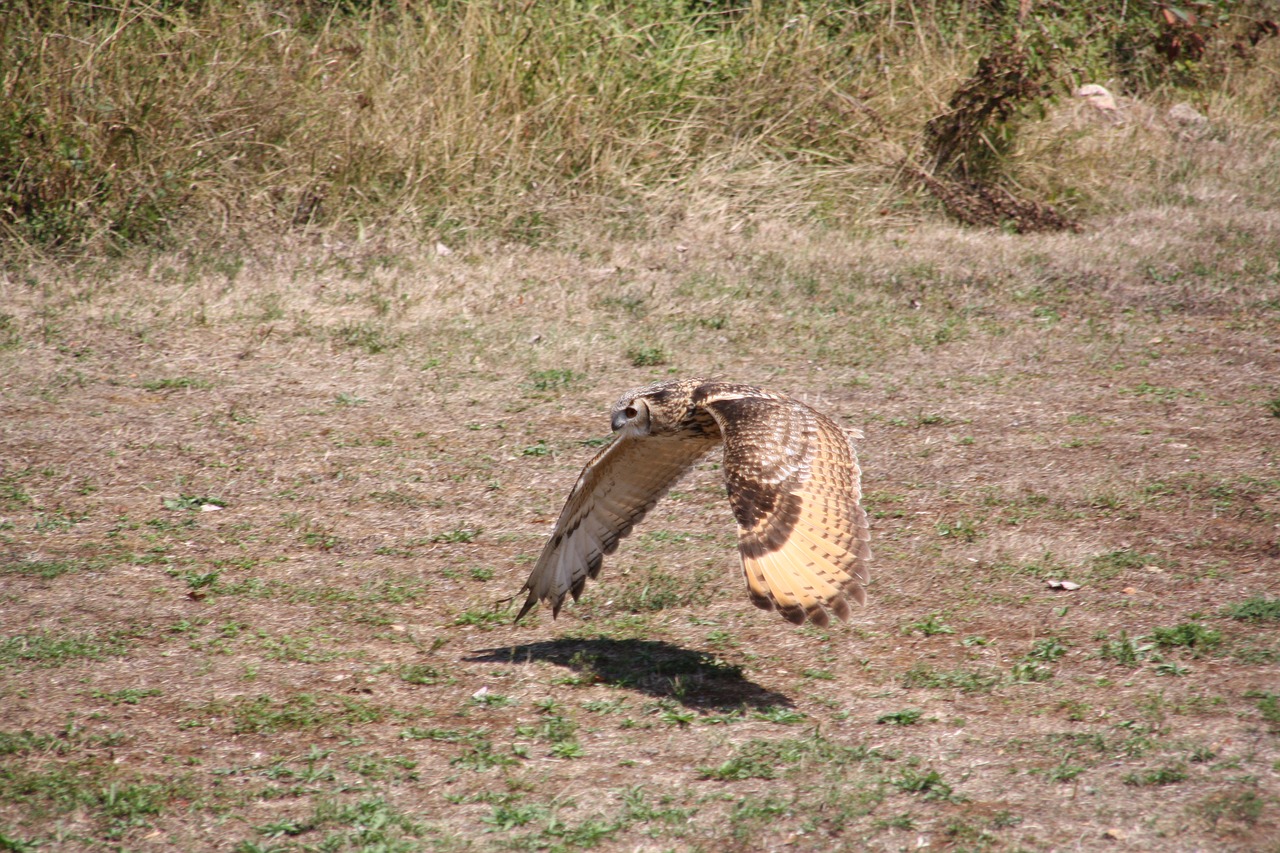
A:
465 637 793 711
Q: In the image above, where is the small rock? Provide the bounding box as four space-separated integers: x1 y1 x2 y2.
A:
1047 580 1081 591
1103 828 1127 841
1074 84 1125 124
1075 84 1118 112
1168 102 1207 125
1167 103 1209 139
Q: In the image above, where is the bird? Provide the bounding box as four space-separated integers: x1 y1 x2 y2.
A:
514 378 870 628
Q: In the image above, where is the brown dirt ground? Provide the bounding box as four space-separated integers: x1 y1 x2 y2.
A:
1 208 1278 851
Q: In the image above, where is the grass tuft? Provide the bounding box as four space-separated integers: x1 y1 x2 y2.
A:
1148 622 1222 655
0 631 134 668
877 708 923 726
1223 596 1280 623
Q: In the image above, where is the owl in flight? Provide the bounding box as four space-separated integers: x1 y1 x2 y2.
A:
515 378 870 627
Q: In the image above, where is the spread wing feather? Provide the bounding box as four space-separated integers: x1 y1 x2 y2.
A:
702 393 870 627
514 379 869 629
515 432 718 621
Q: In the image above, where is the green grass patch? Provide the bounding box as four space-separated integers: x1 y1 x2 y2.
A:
525 369 581 392
333 322 398 354
893 768 959 801
431 527 481 544
699 735 872 782
0 313 21 349
1148 622 1222 655
902 614 956 636
452 604 511 628
162 494 227 512
90 688 162 706
1088 548 1162 579
626 346 668 367
1123 763 1188 787
901 664 1001 694
615 566 705 613
0 631 135 668
398 663 450 686
1 559 82 579
876 708 923 726
274 797 426 851
1223 596 1280 623
1246 691 1280 733
0 730 71 757
1098 631 1154 667
1027 638 1068 661
0 760 193 841
1195 787 1267 831
141 377 212 392
189 694 390 736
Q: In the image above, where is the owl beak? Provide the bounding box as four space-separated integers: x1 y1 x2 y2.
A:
610 409 629 432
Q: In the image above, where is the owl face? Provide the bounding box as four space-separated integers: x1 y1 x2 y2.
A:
609 378 709 437
610 395 651 435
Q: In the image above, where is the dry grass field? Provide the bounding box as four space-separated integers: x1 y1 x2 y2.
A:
3 191 1279 851
4 3 1280 851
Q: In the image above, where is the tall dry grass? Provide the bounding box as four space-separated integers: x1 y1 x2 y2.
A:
3 0 1278 255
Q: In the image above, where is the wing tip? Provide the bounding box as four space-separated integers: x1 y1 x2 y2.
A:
745 567 869 629
515 589 573 624
807 606 830 628
779 604 808 625
514 591 539 623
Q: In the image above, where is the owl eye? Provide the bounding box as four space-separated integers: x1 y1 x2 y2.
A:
624 406 638 419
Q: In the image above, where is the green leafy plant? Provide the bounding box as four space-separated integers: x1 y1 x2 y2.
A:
1098 631 1153 667
1148 622 1222 655
876 708 923 726
1223 596 1280 622
903 614 956 636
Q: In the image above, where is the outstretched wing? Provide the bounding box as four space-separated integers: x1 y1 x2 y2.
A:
516 432 719 621
701 391 870 627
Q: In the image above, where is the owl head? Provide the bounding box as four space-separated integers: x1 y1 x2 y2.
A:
609 378 711 436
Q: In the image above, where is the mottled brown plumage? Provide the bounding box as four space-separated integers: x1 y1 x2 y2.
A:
515 379 870 627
